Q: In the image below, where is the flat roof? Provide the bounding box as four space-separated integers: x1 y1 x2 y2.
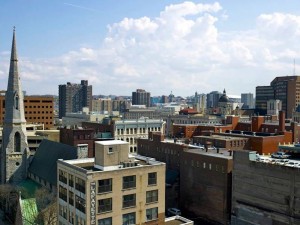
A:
186 148 232 159
194 135 247 141
95 140 128 145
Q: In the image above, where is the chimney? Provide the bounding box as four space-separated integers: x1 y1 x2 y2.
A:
77 144 89 159
279 110 285 132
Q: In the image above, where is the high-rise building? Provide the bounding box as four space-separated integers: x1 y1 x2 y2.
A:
256 76 300 118
255 86 274 114
132 89 150 107
206 91 222 108
58 80 92 118
241 93 254 109
194 92 206 113
0 29 30 184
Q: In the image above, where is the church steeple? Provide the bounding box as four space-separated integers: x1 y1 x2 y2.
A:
4 27 26 124
1 28 29 184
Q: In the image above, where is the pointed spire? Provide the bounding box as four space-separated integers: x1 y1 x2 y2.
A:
10 26 18 63
5 27 26 124
223 89 226 95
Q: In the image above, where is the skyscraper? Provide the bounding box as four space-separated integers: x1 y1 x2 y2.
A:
241 93 254 109
206 91 222 108
0 29 30 184
132 89 151 107
256 76 300 117
58 80 92 118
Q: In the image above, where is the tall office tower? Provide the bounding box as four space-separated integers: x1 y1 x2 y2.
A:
132 89 151 107
1 29 30 184
256 76 300 118
206 91 222 108
241 93 254 109
271 76 300 118
255 86 274 115
58 80 92 118
194 92 207 113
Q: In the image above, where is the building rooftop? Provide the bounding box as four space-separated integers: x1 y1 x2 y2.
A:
61 154 165 173
186 148 233 159
96 140 128 145
165 216 194 225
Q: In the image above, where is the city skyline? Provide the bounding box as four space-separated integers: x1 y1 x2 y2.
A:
1 1 300 96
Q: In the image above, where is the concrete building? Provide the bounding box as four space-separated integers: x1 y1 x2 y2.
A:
57 140 192 225
241 93 254 109
194 92 206 113
0 94 54 130
231 150 300 224
0 29 30 184
83 118 165 153
267 99 282 117
113 118 165 153
132 89 151 107
58 80 92 118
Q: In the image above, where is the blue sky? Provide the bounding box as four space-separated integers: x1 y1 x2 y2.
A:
1 0 300 96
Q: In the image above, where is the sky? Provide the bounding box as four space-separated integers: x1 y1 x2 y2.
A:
1 1 300 97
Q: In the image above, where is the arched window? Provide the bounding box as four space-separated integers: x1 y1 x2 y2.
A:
14 132 21 152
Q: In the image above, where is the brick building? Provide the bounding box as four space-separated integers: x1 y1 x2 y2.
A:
137 133 233 224
59 127 96 157
0 94 54 130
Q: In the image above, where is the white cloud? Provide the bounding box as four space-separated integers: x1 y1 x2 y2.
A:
1 2 300 96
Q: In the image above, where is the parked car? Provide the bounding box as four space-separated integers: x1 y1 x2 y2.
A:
271 152 290 159
167 208 181 216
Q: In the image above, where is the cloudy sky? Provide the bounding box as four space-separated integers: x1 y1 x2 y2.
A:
1 0 300 97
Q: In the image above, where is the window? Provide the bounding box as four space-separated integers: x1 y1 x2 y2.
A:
59 185 67 202
69 174 74 187
123 175 136 189
98 179 112 193
146 190 158 203
75 177 85 193
123 194 136 208
75 195 85 213
98 198 112 213
123 212 135 225
146 207 158 221
69 191 74 206
108 147 113 154
148 172 157 185
14 132 21 152
98 217 112 225
59 170 67 184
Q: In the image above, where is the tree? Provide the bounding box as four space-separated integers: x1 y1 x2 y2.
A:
0 184 57 225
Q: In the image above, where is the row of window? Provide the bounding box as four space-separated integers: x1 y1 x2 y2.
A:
59 171 85 193
185 160 226 173
59 205 158 225
59 170 157 195
99 208 158 225
98 190 158 213
116 127 161 135
98 173 157 193
25 105 53 108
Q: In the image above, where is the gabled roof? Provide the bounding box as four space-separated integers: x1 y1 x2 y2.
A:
28 139 77 186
